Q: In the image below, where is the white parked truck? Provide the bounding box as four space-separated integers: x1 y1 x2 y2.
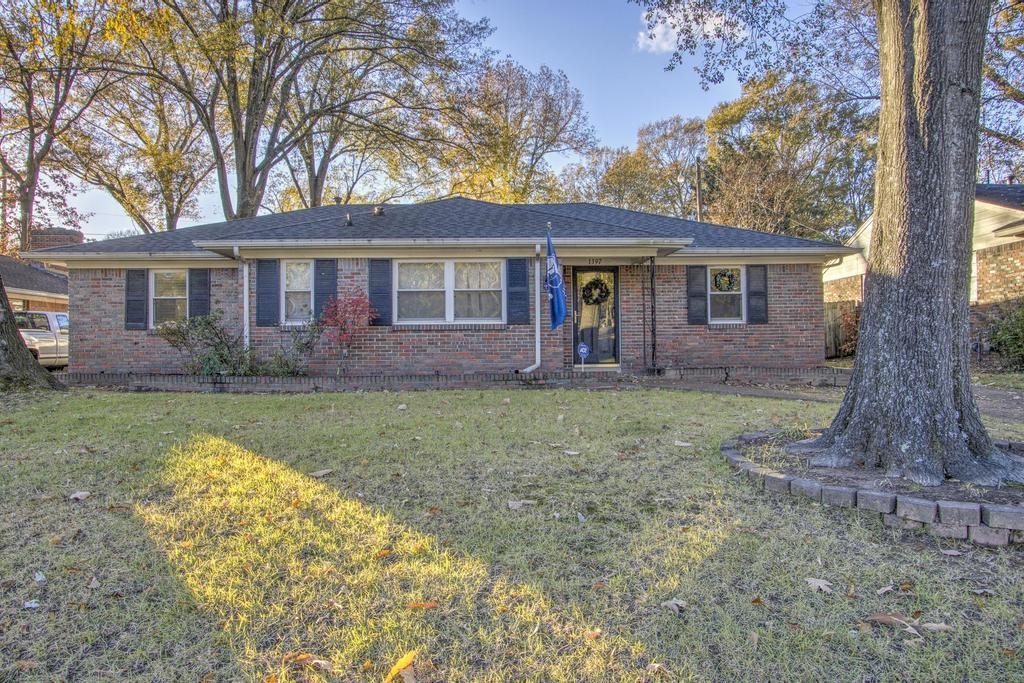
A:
15 311 69 368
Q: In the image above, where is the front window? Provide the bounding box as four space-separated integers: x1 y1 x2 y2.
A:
152 270 187 326
454 262 502 320
708 266 745 323
282 260 314 323
395 260 504 323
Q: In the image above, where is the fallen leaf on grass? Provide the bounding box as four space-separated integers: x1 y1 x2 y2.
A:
33 571 46 583
660 598 686 614
674 441 693 448
806 577 834 594
971 588 995 596
864 613 921 637
87 577 101 589
564 450 581 456
646 662 674 678
68 491 90 501
179 540 194 549
384 650 417 683
584 628 602 640
309 469 333 478
592 581 606 590
921 622 953 633
23 601 40 609
876 584 894 596
406 600 439 609
939 548 962 556
747 631 759 648
751 596 763 605
507 499 537 510
281 652 332 673
898 580 914 592
15 661 41 671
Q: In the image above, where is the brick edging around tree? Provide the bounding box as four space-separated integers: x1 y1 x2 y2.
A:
721 431 1024 548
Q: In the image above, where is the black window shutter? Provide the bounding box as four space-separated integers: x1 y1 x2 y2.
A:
255 260 280 327
747 265 768 324
368 259 392 326
686 265 708 325
124 269 148 330
506 258 530 325
188 269 211 318
313 259 337 318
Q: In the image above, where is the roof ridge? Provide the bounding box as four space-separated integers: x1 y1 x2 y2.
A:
513 203 676 239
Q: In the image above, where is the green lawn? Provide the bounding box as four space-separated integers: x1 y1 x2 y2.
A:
1 389 1023 681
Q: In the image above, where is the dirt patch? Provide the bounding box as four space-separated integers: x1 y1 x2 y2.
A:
743 433 1024 507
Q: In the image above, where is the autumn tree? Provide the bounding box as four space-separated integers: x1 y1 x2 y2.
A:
113 0 486 221
57 68 214 232
435 58 595 202
702 72 875 240
638 0 1023 485
0 0 117 251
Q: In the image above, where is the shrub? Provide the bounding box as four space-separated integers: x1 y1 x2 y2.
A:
839 303 860 357
155 313 258 376
321 288 376 373
991 305 1024 370
262 321 325 377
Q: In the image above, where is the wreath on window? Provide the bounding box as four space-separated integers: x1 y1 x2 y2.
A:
581 277 611 306
713 269 739 292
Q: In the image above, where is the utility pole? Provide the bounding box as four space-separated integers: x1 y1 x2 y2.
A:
695 156 704 223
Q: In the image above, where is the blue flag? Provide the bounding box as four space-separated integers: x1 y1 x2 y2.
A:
546 226 566 330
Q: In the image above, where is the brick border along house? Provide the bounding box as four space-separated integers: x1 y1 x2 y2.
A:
824 183 1024 332
26 198 853 377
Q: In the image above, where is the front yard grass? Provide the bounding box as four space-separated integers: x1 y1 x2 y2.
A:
1 388 1023 681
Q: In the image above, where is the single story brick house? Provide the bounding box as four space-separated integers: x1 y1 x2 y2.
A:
824 183 1024 332
26 198 853 377
0 254 69 312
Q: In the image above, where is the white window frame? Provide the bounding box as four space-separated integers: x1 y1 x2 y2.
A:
707 265 746 324
280 259 315 325
150 269 188 328
393 259 506 324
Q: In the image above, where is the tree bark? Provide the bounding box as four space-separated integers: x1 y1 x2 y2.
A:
0 275 64 391
811 0 1022 485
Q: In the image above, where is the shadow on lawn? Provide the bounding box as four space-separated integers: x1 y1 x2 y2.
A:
138 434 728 681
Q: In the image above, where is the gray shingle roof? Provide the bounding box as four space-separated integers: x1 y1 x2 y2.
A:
975 183 1024 211
0 255 68 296
30 197 846 256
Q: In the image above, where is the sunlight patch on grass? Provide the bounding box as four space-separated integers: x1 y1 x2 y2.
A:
140 435 696 681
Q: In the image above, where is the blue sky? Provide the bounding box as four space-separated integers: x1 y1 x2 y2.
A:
75 0 739 239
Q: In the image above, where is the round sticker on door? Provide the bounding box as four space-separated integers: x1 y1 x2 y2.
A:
577 342 591 362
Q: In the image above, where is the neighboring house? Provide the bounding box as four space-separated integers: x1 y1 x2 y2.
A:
25 197 853 377
824 184 1024 330
0 254 69 312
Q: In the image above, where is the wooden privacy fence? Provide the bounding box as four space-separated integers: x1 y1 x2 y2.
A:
825 301 859 358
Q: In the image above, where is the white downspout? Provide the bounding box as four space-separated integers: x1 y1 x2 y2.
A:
241 257 250 349
520 243 543 373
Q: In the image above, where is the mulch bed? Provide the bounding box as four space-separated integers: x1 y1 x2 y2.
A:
742 433 1024 507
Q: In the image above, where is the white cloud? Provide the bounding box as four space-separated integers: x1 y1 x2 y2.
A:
635 18 678 55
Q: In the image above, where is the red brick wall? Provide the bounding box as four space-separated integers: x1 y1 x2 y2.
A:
977 240 1024 307
249 259 564 375
68 268 241 373
823 275 863 303
70 259 826 376
651 264 824 369
30 229 85 250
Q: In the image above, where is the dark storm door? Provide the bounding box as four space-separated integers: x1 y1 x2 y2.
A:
573 268 619 365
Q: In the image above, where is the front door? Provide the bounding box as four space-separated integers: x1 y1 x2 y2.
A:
573 268 618 365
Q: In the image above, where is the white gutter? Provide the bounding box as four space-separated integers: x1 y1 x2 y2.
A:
677 246 859 256
19 250 232 261
520 243 543 374
193 237 693 249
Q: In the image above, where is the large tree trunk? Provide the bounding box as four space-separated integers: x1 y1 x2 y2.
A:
0 275 64 390
811 0 1022 485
